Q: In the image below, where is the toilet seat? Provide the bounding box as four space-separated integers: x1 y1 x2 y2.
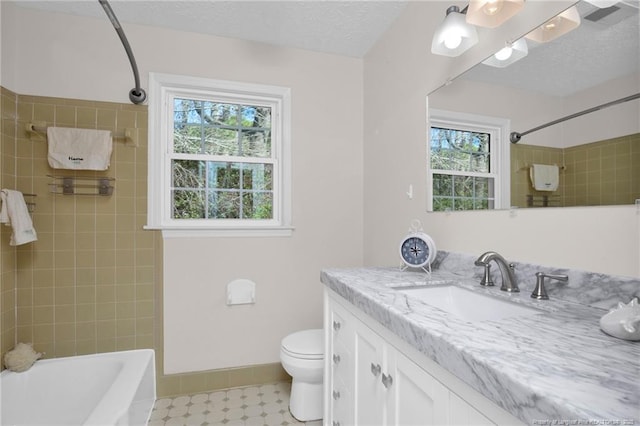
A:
281 329 323 360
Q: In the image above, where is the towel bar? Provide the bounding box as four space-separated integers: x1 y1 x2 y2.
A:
26 123 138 147
47 175 114 196
23 193 36 213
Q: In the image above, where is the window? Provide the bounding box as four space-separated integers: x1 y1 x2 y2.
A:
147 73 292 236
428 109 510 212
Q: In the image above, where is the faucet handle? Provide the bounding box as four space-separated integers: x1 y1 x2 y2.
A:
531 272 568 300
480 263 494 286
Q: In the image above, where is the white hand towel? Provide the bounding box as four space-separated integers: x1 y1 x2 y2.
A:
47 127 113 170
530 164 559 191
0 189 38 246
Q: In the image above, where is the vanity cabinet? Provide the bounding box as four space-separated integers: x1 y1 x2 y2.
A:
324 288 520 426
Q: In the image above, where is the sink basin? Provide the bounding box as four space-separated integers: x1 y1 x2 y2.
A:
395 285 542 322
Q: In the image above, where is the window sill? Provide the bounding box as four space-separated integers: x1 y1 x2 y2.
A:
143 226 295 238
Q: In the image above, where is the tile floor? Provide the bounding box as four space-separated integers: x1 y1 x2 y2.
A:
148 382 322 426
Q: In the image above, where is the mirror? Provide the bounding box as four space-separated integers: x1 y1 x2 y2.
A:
428 0 640 208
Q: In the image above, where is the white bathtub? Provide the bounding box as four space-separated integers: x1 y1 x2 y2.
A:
0 349 156 426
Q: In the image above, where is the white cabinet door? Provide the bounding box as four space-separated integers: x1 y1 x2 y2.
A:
354 318 386 425
327 296 355 426
387 349 449 426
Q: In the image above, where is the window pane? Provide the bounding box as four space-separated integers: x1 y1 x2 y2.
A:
242 163 273 191
243 192 273 219
241 105 271 128
209 191 240 218
174 99 203 125
433 197 453 211
454 175 474 197
206 102 238 126
172 190 206 218
430 127 490 173
203 127 239 155
174 125 202 154
241 130 271 157
208 162 241 189
172 160 205 188
433 174 453 196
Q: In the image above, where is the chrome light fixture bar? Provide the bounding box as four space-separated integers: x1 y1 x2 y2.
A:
431 6 479 57
525 6 581 43
583 0 619 8
482 38 528 67
466 0 525 28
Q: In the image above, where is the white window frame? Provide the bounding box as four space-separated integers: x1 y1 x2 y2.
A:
146 72 292 237
427 109 510 212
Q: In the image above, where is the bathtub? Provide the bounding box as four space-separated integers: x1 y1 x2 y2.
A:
1 349 156 426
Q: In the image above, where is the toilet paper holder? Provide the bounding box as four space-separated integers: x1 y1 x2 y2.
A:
226 279 256 305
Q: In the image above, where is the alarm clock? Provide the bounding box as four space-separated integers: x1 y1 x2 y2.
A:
399 220 437 272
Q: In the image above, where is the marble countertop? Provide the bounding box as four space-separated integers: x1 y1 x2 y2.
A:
320 264 640 425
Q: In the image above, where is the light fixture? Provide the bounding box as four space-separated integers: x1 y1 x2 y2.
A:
482 38 528 67
466 0 525 28
431 6 479 57
525 6 581 43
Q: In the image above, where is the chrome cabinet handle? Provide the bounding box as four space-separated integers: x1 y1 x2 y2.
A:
332 390 341 400
370 363 381 377
332 320 341 331
332 354 341 364
381 373 393 389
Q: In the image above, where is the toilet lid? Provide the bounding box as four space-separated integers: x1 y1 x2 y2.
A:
282 329 323 358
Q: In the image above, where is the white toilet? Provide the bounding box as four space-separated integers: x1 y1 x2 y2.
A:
280 328 324 421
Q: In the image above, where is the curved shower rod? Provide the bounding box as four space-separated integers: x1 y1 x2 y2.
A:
98 0 146 104
510 92 640 144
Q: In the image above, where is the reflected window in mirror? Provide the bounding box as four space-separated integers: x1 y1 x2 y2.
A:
428 110 510 212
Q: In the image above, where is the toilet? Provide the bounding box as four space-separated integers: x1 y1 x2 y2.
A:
280 329 324 421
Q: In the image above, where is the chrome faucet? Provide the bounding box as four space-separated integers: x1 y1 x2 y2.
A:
474 251 519 292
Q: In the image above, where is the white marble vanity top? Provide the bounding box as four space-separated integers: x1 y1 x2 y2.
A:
320 265 640 425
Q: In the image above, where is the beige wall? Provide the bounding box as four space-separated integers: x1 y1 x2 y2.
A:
0 89 155 366
2 3 363 377
363 1 639 277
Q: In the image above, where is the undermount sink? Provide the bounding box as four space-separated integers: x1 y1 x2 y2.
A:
395 285 542 322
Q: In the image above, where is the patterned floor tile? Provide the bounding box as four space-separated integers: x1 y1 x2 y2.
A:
148 382 318 426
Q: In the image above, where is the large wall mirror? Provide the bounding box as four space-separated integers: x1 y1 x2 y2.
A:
428 0 639 209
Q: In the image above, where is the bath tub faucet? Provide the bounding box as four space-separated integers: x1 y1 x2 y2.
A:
474 251 519 292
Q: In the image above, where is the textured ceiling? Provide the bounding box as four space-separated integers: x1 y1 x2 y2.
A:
9 0 409 58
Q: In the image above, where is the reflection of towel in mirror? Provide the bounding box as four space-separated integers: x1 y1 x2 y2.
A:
47 127 113 170
0 189 38 246
530 164 559 191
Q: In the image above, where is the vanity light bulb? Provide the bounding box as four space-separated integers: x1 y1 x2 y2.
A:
494 46 513 61
444 34 463 49
482 0 504 16
543 16 561 31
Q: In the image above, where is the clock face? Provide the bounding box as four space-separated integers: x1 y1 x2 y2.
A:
401 236 430 266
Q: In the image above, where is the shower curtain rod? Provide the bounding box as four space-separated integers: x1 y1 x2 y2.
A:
98 0 146 104
510 92 640 144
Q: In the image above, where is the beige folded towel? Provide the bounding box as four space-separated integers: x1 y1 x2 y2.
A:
47 127 113 170
530 164 559 191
